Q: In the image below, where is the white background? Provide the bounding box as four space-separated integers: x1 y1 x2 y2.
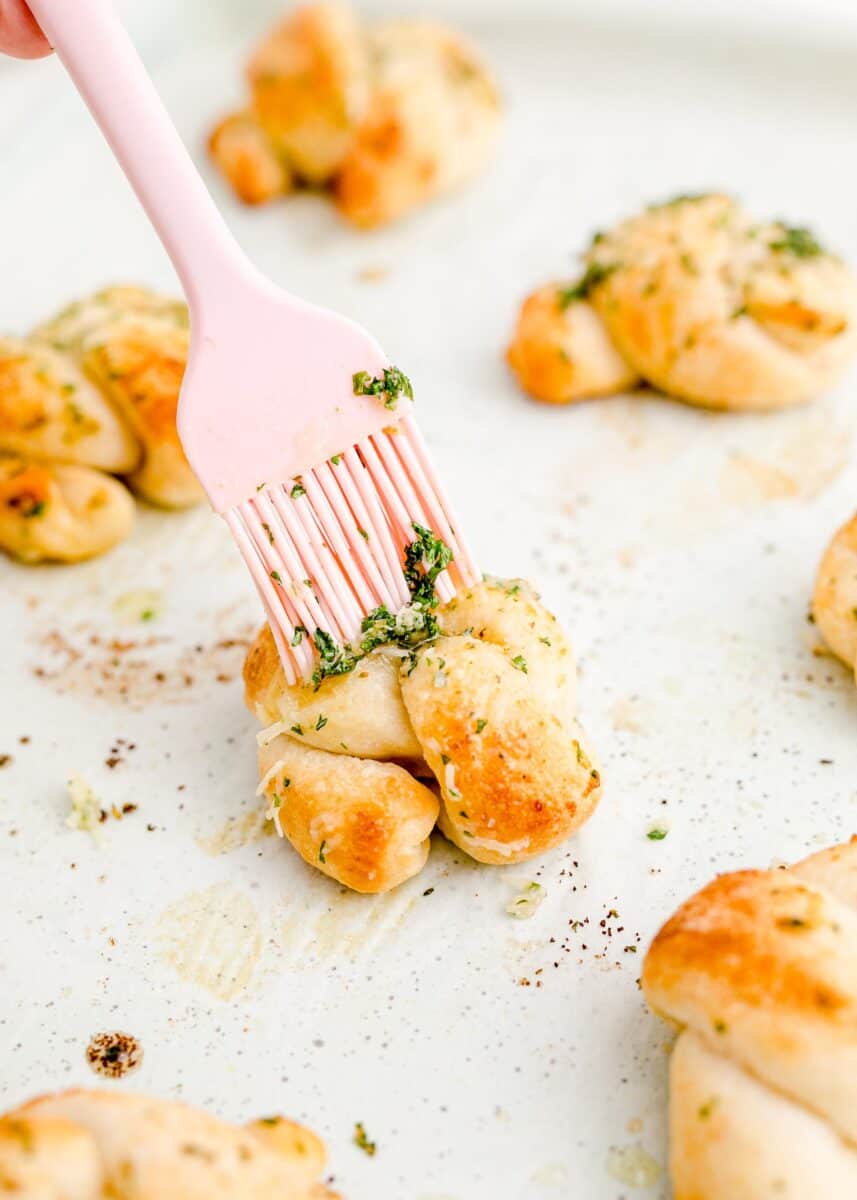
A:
1 3 856 1198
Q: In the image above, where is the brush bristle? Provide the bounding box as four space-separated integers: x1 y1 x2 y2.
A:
225 415 478 684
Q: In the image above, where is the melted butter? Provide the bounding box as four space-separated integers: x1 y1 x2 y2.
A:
155 883 262 1000
605 1143 662 1188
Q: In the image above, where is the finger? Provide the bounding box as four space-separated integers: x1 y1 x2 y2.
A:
0 0 52 59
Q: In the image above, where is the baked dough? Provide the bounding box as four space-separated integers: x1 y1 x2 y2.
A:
813 512 857 685
0 287 203 563
0 1088 337 1198
642 837 857 1198
506 282 639 404
0 455 135 564
508 194 857 410
209 2 501 228
245 577 601 892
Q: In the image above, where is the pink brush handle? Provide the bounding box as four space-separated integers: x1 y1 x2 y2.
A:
27 0 249 309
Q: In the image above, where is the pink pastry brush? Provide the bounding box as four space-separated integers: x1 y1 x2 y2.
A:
29 0 478 684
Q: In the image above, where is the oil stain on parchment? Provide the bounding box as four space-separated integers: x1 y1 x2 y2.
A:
155 883 262 1001
197 806 273 855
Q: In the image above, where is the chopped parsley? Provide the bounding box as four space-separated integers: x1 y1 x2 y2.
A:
352 365 414 411
769 225 824 258
404 523 453 605
290 480 306 499
291 624 308 646
353 1122 376 1156
538 636 552 646
290 724 304 736
647 828 668 841
315 714 328 731
330 453 342 466
309 524 453 687
261 522 275 544
22 499 46 519
475 718 487 734
511 655 527 673
270 570 282 583
557 261 617 308
319 840 327 863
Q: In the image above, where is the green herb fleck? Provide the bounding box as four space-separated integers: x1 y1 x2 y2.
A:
647 828 668 841
511 655 527 673
558 261 617 308
22 499 46 519
353 365 414 411
270 570 282 583
310 524 452 687
404 523 453 605
353 1122 376 1156
315 714 328 731
291 624 308 646
538 636 552 646
259 1116 281 1127
290 724 304 736
262 522 275 545
319 840 327 864
769 225 825 258
330 453 342 466
475 718 487 734
290 480 306 499
358 528 369 540
574 741 592 770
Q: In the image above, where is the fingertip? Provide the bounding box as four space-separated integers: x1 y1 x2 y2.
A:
0 0 52 59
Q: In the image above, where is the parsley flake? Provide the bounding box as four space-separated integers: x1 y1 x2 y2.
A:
352 365 414 411
353 1122 376 1156
769 225 825 258
558 261 617 308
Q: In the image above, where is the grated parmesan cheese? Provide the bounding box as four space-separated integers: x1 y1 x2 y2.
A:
66 772 104 839
506 882 545 919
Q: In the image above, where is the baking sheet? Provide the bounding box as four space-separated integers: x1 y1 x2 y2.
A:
2 8 857 1198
